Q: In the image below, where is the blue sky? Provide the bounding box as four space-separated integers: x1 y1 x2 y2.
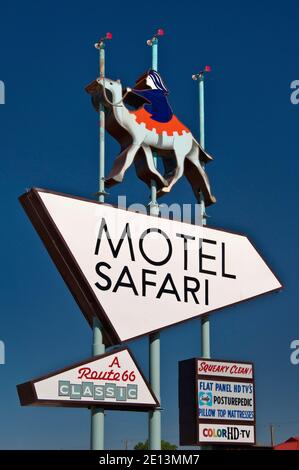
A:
0 0 298 449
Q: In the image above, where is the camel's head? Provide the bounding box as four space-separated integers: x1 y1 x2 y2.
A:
95 77 122 106
87 77 123 111
96 77 122 94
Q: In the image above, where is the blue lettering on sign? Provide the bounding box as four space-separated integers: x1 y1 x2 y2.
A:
199 381 213 391
215 383 232 392
199 408 216 417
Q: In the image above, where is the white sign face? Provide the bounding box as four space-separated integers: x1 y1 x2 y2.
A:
198 379 254 421
198 423 255 444
197 359 253 379
22 189 282 344
18 348 158 409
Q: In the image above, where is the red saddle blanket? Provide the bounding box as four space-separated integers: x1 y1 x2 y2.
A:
130 108 190 136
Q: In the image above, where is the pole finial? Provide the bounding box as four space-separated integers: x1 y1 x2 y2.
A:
192 65 211 80
147 28 165 46
95 32 113 49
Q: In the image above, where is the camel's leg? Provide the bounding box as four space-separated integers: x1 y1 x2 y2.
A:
141 146 168 188
185 143 216 206
157 148 186 196
105 144 140 188
162 154 177 180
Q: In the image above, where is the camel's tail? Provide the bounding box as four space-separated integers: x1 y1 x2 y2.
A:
192 137 214 163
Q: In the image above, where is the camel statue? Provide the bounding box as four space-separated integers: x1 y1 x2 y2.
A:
86 76 216 206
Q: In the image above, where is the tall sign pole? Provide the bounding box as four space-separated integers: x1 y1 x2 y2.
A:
193 66 212 451
192 66 211 359
147 28 164 450
199 70 210 360
147 32 161 218
91 32 112 450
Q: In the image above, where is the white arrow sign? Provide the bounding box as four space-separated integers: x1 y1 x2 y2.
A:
20 188 282 344
17 347 158 410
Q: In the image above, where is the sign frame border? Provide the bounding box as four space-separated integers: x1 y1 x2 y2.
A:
20 187 283 346
17 347 160 411
179 357 256 447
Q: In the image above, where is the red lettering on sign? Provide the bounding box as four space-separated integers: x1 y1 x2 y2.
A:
108 356 121 368
198 361 229 374
230 365 252 376
77 367 136 382
198 361 252 377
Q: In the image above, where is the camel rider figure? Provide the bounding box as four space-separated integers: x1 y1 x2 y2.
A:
131 69 173 122
128 69 189 178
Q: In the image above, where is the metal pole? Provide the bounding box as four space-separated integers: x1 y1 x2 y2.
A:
196 71 212 451
149 37 159 217
148 34 161 451
199 75 205 150
270 424 275 447
91 317 105 450
98 43 106 203
198 73 211 359
90 40 106 451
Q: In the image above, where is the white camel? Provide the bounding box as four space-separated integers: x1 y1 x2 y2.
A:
87 77 216 206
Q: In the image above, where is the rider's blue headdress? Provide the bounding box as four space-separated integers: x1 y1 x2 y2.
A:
148 70 169 94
